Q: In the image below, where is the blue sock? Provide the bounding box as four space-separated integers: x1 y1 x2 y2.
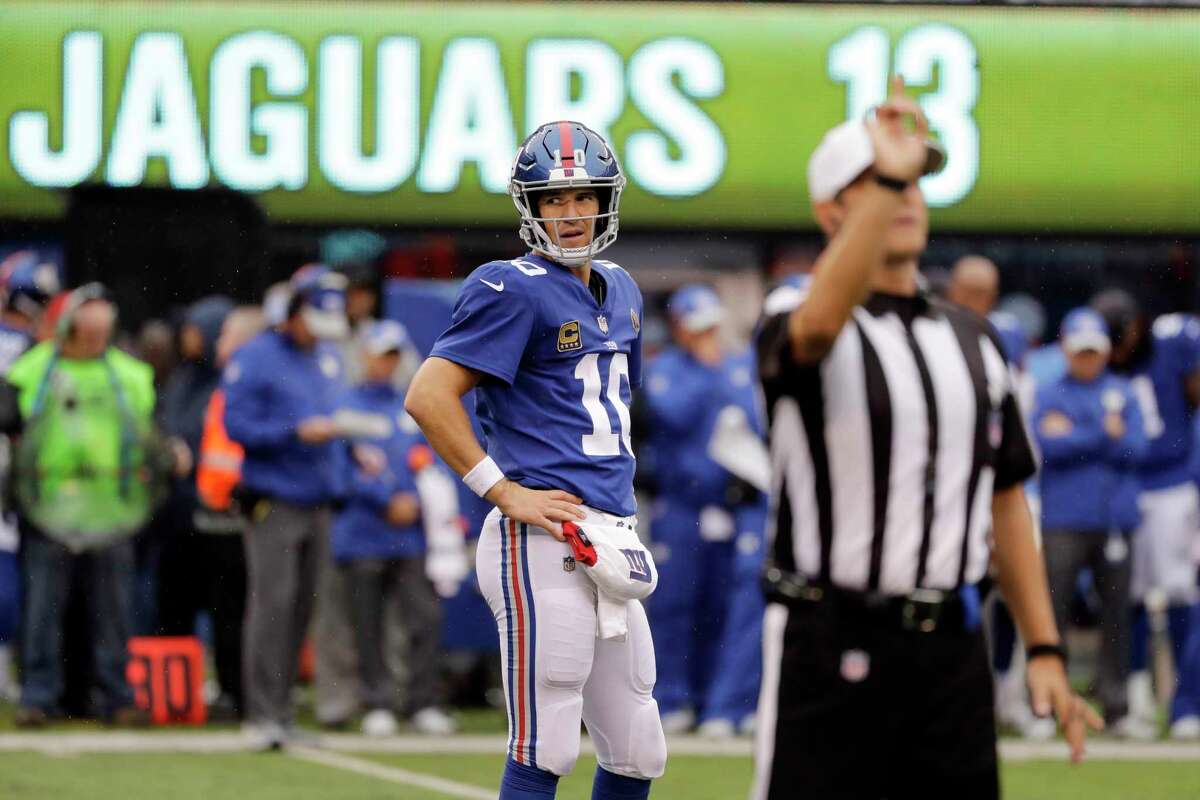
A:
500 758 559 800
1168 605 1193 667
1130 604 1149 672
591 766 651 800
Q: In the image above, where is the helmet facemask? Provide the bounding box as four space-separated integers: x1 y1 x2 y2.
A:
511 176 626 268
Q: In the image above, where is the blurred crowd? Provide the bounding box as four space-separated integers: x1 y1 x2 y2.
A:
0 246 1196 746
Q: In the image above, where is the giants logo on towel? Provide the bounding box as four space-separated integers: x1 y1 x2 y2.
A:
621 548 653 584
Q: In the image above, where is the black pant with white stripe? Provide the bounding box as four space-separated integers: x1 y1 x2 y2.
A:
756 598 999 800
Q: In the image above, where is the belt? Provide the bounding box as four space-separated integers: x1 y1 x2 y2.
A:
761 565 970 634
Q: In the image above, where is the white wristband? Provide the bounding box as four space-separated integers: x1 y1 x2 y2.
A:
464 456 505 498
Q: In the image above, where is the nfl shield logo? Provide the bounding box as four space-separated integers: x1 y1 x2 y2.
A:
597 315 609 334
840 649 870 683
563 556 576 573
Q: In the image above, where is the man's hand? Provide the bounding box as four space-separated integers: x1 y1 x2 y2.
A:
386 492 421 527
353 443 388 476
1103 412 1126 440
297 416 340 444
1027 654 1104 763
169 438 193 478
486 479 585 540
865 76 930 183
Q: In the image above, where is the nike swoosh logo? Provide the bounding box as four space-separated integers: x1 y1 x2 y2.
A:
480 279 504 292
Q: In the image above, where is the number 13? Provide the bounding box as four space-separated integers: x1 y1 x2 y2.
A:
575 352 633 457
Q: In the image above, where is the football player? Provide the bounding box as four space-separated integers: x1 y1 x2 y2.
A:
406 122 667 799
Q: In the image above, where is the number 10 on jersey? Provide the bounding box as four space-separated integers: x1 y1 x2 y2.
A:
575 352 633 457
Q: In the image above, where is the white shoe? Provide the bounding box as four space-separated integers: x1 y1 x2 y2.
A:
412 707 457 736
361 709 399 737
1020 716 1057 741
1169 715 1200 740
660 708 696 735
1128 671 1158 722
1109 715 1159 741
738 713 757 737
696 718 736 739
242 720 286 751
994 672 1035 731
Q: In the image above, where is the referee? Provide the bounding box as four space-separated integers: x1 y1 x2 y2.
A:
752 80 1101 800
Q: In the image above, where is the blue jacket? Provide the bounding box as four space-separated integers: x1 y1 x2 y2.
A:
1034 371 1146 532
332 383 434 561
642 346 765 506
221 330 345 505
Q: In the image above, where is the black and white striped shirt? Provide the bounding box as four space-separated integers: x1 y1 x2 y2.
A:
757 289 1036 596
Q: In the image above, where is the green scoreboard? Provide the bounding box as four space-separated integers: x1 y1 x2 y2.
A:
1 2 1197 232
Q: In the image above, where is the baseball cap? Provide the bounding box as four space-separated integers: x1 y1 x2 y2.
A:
362 319 410 356
1060 308 1111 355
668 284 724 333
291 264 348 340
807 119 947 203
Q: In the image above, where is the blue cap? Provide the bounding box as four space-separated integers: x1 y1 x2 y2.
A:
988 310 1029 366
668 284 724 333
1060 307 1110 355
291 264 348 339
362 319 410 356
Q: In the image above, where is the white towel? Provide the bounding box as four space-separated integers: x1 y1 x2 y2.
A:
572 509 657 641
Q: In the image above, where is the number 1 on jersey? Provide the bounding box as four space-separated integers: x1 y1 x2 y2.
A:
575 352 633 457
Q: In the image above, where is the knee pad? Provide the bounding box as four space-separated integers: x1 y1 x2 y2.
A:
533 694 584 776
527 590 594 777
627 700 668 779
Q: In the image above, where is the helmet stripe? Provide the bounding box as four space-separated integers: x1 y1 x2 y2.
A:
557 121 576 176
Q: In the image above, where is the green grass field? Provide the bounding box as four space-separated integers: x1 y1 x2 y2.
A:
1 701 1195 798
0 750 1196 799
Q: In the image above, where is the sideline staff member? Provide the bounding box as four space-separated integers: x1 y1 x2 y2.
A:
752 80 1101 799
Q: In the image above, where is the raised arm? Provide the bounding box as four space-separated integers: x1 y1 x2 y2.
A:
789 80 931 363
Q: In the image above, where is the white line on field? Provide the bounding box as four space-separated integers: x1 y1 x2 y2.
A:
0 731 1196 763
287 746 496 800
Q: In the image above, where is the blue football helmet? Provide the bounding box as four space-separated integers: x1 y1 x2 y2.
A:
509 121 626 267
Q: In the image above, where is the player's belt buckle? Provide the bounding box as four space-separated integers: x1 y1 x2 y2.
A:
900 589 945 633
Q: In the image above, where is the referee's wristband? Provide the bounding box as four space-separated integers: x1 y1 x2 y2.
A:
463 456 505 498
1026 642 1067 666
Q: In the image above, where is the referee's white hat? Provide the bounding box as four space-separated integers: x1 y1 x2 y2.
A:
807 119 946 203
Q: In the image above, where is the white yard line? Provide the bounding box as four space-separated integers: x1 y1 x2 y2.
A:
287 746 496 800
0 731 1196 763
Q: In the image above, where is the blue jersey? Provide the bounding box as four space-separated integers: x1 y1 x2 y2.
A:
1126 314 1200 490
430 253 644 516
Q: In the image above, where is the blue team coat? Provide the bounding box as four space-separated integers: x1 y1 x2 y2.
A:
332 382 431 561
221 330 345 505
642 346 764 506
1034 371 1146 532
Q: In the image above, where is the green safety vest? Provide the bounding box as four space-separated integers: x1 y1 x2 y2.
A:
7 342 168 550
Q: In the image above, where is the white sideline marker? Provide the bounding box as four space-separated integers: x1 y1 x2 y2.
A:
288 746 497 800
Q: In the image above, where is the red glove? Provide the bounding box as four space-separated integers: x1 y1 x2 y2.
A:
561 522 598 567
